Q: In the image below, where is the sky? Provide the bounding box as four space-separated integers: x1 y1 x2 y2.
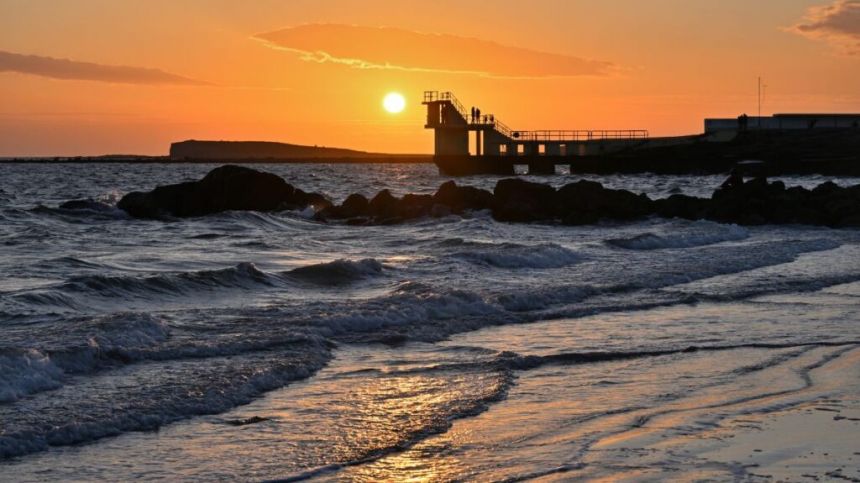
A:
1 0 859 156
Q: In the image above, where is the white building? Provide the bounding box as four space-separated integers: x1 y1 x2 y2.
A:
705 114 860 133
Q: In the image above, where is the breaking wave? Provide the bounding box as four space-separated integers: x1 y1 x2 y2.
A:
0 314 170 403
607 222 749 250
284 258 384 286
453 242 582 269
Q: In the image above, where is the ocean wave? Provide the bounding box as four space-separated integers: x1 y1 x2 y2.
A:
283 258 384 286
496 284 600 312
11 259 389 314
383 340 860 376
0 349 65 403
453 242 582 269
607 222 749 250
59 262 272 298
31 199 129 220
318 285 506 339
0 314 170 403
0 345 331 459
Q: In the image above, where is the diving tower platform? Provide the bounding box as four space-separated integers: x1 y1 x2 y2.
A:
423 91 649 175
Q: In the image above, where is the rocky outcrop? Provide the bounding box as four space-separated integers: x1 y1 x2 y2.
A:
117 165 330 219
117 165 860 228
705 178 860 226
493 178 557 222
318 176 860 227
555 180 653 225
433 181 495 214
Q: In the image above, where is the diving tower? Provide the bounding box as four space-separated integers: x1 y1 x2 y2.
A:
423 91 649 175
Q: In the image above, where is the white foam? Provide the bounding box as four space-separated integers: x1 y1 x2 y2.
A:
0 349 64 403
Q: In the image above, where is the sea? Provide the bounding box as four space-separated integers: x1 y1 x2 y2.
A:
1 162 859 481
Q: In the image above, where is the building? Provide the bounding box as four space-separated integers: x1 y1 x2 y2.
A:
705 114 860 133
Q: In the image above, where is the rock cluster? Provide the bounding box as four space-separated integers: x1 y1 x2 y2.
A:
116 165 860 227
117 165 330 218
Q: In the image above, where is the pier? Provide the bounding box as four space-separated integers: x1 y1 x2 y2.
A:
424 90 860 176
423 91 649 175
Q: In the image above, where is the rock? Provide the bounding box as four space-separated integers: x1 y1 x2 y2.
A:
340 193 370 218
294 189 333 211
555 180 653 224
433 181 495 213
706 177 860 226
368 189 399 220
317 193 370 221
492 178 557 222
654 194 707 220
430 203 452 218
397 194 434 219
116 164 860 228
117 165 317 219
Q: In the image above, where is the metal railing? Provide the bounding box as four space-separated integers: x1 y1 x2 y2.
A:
423 91 469 122
510 130 649 142
423 90 648 142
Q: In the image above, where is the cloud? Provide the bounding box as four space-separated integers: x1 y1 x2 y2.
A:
788 0 860 54
253 24 615 78
0 50 208 85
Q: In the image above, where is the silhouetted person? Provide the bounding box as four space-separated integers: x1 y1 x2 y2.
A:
738 114 748 131
476 108 481 123
490 114 494 124
470 107 476 123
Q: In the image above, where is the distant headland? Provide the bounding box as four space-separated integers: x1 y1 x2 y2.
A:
169 140 429 163
0 140 431 164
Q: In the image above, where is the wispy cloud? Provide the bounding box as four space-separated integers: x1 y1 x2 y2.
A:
254 24 616 78
0 50 209 85
788 0 860 54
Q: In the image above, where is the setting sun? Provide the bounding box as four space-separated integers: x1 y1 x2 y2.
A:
383 92 406 114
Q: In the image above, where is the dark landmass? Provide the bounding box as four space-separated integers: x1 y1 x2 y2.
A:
115 165 860 228
438 129 860 176
171 140 378 159
169 140 429 163
0 139 429 164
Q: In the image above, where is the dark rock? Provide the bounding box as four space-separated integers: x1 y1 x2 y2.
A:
397 194 434 219
294 189 333 211
706 177 860 226
430 203 452 218
116 164 860 228
368 189 399 219
655 194 707 220
492 178 557 222
555 180 653 223
433 181 495 213
117 165 319 219
317 193 370 221
340 193 370 218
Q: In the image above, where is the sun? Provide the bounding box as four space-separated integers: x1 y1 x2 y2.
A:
383 92 406 114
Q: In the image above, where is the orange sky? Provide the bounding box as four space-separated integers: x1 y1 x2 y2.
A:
1 0 859 156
